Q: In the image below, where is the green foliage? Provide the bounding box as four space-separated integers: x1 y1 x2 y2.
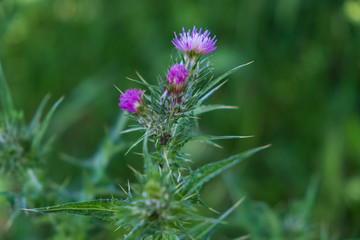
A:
0 61 64 235
181 145 270 198
2 0 358 239
26 199 122 221
23 29 269 239
239 179 321 240
0 60 63 173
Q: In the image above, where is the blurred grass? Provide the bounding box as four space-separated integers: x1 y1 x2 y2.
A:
1 0 360 239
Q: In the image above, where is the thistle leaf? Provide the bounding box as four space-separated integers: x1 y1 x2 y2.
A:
198 80 228 104
191 104 238 116
195 197 245 239
125 133 145 155
198 62 253 103
181 144 270 197
120 127 146 135
174 135 253 151
31 96 64 153
143 132 155 174
26 94 50 137
0 61 15 117
188 135 253 143
124 222 147 240
126 77 160 91
24 199 122 221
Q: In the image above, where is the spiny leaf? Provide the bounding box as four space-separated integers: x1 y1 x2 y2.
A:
60 153 92 168
296 176 319 224
143 132 153 173
187 135 253 143
111 112 129 138
50 78 107 135
125 77 160 91
0 61 15 117
154 232 180 240
125 133 145 155
181 144 270 197
199 61 253 102
24 199 123 221
124 222 147 240
198 79 228 104
190 104 238 116
174 135 253 150
31 96 64 153
195 197 245 239
120 127 146 135
26 94 50 137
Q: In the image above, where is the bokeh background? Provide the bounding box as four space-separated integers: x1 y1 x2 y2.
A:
1 0 360 239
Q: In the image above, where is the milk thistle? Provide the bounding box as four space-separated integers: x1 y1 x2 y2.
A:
28 26 268 239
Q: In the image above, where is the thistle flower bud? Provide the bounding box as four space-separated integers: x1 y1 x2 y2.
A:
118 88 144 114
166 63 188 95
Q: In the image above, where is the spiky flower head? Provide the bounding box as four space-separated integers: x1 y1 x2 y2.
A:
166 63 189 94
172 26 217 57
119 88 144 114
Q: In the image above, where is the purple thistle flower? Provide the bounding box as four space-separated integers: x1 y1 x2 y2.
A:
166 63 189 92
172 26 217 56
119 88 144 114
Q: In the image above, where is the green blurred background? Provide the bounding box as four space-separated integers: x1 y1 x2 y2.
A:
1 0 360 239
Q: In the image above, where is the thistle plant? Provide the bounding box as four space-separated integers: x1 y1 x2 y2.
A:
0 61 63 230
27 26 269 239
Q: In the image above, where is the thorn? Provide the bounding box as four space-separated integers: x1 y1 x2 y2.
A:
234 234 251 240
194 88 201 96
127 164 138 173
113 84 123 94
224 105 239 109
187 116 200 120
21 208 36 212
58 95 65 103
234 196 246 208
125 77 137 82
163 149 170 168
262 144 272 149
125 149 131 156
136 71 147 84
177 171 181 182
118 184 128 196
238 135 254 138
208 207 220 214
127 180 132 198
213 143 223 149
215 79 228 89
114 224 122 232
119 128 144 134
184 192 197 200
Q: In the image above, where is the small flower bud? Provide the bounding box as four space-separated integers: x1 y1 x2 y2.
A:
118 88 144 114
166 63 188 95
